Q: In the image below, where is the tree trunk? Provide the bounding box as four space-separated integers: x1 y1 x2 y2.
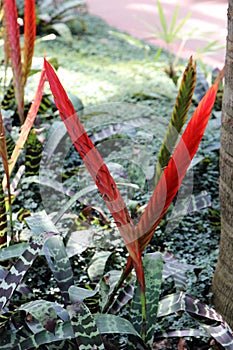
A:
212 0 233 329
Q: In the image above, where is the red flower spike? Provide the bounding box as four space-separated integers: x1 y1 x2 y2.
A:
136 82 218 249
124 81 219 275
2 0 24 124
23 0 36 82
2 68 46 191
44 58 145 289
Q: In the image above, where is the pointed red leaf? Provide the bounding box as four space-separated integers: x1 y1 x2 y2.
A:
2 67 46 191
123 81 219 277
2 10 10 69
23 0 36 82
44 58 145 288
135 81 218 251
3 0 24 123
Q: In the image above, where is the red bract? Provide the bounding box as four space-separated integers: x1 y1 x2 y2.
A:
23 0 36 81
44 56 219 295
126 81 218 274
2 0 24 123
136 82 218 249
44 58 145 291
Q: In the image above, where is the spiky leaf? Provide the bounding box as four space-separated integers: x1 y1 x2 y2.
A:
154 56 196 185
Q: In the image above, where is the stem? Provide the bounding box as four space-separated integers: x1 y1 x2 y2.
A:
102 260 133 313
140 286 147 341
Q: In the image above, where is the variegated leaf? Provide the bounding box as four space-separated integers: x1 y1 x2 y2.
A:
11 321 74 350
154 56 196 185
43 236 74 305
0 234 45 310
157 292 233 350
67 302 104 349
131 253 163 345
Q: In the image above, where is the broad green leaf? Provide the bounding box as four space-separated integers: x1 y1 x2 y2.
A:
155 328 207 339
157 292 233 349
66 229 95 258
69 285 98 302
144 253 163 347
161 251 198 291
87 250 112 281
50 23 73 45
67 302 104 349
131 253 163 345
0 235 45 310
202 324 233 350
19 300 59 333
11 321 74 350
43 235 74 305
26 210 60 235
0 242 29 261
107 283 134 314
99 270 122 311
95 314 141 338
26 212 74 304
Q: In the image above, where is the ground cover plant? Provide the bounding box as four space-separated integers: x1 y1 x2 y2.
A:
0 1 232 349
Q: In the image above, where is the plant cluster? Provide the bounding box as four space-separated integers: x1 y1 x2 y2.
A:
0 1 232 350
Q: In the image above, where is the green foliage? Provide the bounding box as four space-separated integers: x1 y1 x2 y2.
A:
0 1 231 349
35 0 87 44
131 253 163 346
143 1 224 83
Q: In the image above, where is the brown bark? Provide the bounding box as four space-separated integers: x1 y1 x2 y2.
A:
212 0 233 328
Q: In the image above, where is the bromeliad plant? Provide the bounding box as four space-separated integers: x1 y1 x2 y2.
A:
42 57 232 348
0 56 232 349
0 0 232 349
1 0 36 124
